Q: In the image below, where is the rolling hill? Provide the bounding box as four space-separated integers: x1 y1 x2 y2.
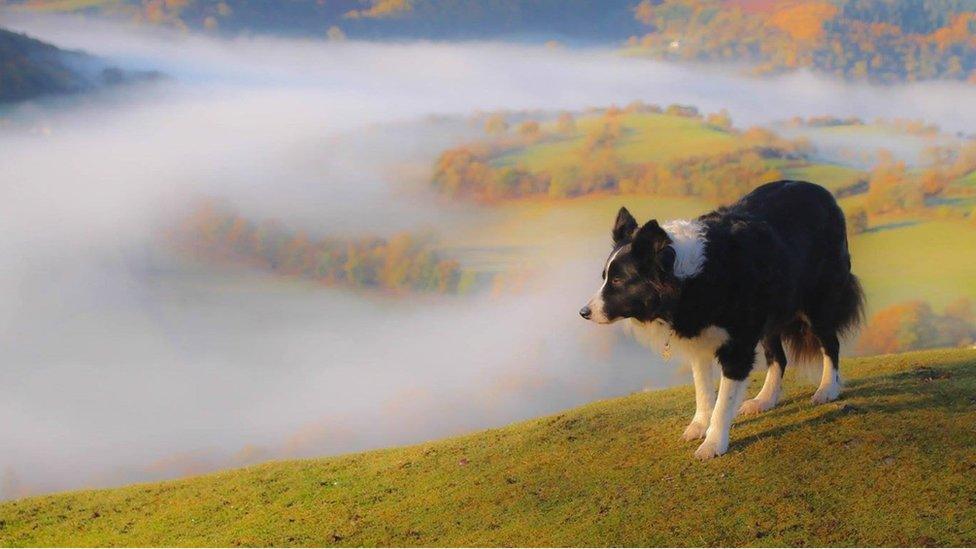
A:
0 26 163 103
0 26 91 102
1 348 974 546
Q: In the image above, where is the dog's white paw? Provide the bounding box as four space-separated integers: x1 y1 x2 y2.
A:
811 384 841 404
694 437 728 460
681 421 708 441
738 397 776 416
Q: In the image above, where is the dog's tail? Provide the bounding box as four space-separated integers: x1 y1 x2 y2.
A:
782 273 866 363
782 319 822 364
836 272 867 338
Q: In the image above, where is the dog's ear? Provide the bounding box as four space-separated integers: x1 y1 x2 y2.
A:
612 207 638 245
656 245 676 273
631 219 672 262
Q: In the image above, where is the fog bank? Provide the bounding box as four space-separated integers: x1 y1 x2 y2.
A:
3 14 975 498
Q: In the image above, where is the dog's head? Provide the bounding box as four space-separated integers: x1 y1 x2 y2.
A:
580 207 680 324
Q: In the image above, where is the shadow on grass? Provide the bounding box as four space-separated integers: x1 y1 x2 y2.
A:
731 358 976 451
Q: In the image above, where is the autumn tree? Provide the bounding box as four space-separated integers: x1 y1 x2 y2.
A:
705 109 733 131
858 300 976 355
484 114 508 135
556 112 577 135
845 205 869 235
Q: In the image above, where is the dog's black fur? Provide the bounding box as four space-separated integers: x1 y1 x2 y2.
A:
592 180 864 382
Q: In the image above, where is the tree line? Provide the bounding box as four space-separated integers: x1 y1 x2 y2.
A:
168 200 474 294
628 0 976 84
858 299 976 355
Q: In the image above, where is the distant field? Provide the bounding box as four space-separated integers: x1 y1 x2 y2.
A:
852 220 976 312
492 112 741 174
780 162 865 192
954 171 976 188
439 194 711 270
2 349 974 546
443 194 711 250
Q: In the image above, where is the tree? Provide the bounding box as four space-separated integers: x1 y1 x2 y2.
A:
866 152 922 214
484 114 508 135
556 112 577 135
517 120 541 141
705 109 733 131
858 300 976 355
845 205 869 235
327 26 347 41
633 0 654 26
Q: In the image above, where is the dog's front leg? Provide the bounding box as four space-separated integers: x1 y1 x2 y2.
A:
694 341 754 460
682 358 716 440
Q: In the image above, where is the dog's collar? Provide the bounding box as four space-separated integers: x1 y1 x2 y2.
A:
662 327 676 360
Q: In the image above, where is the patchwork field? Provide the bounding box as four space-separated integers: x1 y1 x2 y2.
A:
492 112 742 174
2 348 973 546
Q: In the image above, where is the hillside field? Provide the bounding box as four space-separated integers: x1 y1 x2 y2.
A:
2 348 974 546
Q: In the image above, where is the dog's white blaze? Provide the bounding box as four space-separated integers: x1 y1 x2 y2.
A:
662 219 706 279
587 247 624 323
696 374 748 460
812 347 842 403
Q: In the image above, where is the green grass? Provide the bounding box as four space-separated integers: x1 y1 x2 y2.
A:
492 113 740 174
952 170 976 189
2 349 975 546
851 220 976 312
781 162 865 193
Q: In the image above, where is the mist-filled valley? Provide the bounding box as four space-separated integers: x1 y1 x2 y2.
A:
3 14 976 500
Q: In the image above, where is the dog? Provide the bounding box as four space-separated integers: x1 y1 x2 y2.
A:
579 180 864 460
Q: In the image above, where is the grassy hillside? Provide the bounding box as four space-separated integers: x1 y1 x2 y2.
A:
2 348 974 546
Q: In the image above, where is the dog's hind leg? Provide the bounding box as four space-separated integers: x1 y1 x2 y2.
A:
811 329 842 404
738 334 787 415
682 358 717 441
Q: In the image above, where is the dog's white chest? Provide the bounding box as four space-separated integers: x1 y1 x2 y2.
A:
626 319 729 363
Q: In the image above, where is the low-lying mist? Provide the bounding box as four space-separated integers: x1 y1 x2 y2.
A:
3 13 976 498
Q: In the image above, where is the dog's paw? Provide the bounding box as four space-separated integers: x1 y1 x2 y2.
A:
811 384 841 404
681 421 708 441
694 438 728 460
738 397 776 416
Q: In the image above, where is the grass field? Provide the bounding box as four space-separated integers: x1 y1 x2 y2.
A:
780 162 865 193
2 348 974 546
851 220 976 312
492 112 741 174
441 194 711 252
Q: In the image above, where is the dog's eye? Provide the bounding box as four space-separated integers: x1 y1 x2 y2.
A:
611 276 624 286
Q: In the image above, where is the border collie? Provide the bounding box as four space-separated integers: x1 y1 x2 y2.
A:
580 181 864 460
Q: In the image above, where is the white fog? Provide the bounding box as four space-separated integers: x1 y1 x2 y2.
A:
2 13 976 498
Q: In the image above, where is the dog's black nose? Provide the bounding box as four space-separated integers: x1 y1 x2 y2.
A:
579 306 592 319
